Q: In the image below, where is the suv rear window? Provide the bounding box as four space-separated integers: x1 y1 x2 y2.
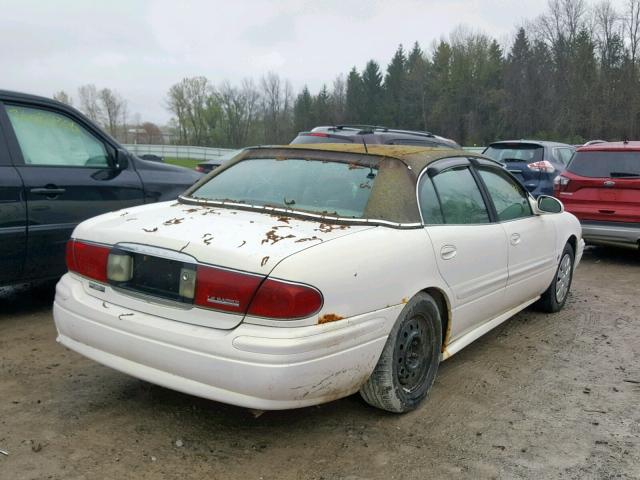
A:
190 158 376 218
567 151 640 178
484 144 543 164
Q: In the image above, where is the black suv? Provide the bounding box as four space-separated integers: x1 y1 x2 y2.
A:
0 89 202 287
290 125 461 149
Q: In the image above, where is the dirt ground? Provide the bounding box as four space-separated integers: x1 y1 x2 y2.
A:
1 246 639 480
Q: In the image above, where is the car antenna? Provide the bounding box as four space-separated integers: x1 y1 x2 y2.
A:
362 137 369 154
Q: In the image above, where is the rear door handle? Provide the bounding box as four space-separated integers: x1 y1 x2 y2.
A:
30 187 66 196
440 245 457 260
510 233 521 245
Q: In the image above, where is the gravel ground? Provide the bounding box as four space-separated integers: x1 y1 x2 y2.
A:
1 246 639 480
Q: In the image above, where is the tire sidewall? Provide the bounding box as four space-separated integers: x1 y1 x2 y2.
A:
553 243 575 309
386 293 442 411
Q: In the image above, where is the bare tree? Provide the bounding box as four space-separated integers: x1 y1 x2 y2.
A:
538 0 588 45
78 84 102 123
165 77 211 145
330 74 347 124
53 90 73 106
99 88 127 137
625 0 640 64
594 1 621 66
260 72 294 143
217 79 260 148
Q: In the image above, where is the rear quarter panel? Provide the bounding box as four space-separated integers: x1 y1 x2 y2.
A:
265 227 452 329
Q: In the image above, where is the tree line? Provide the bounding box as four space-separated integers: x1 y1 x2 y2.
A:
165 0 640 148
56 0 640 148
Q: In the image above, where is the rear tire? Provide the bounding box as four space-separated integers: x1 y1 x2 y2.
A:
535 242 574 313
360 292 442 413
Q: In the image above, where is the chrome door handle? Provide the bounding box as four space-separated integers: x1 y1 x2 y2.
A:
440 245 457 260
510 233 521 245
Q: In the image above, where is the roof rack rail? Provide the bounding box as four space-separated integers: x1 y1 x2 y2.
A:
332 125 436 138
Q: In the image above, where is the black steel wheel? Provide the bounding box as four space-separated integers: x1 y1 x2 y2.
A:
360 292 442 413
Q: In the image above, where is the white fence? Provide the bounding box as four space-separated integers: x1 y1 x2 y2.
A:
123 144 237 161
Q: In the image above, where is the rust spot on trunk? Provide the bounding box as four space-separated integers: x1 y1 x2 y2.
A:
237 240 246 248
295 236 322 243
318 313 344 324
202 233 214 245
163 217 184 225
401 297 409 304
183 208 199 214
261 256 270 267
262 229 296 245
143 227 158 233
315 223 349 234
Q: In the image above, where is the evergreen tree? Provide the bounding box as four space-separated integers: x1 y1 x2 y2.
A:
293 86 314 133
345 67 365 123
361 60 384 124
384 44 408 127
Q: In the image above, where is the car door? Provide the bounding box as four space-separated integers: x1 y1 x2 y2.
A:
418 158 510 339
0 117 26 284
0 101 145 281
475 165 557 306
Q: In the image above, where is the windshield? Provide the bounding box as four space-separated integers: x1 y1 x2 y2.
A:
484 144 543 164
189 158 378 218
568 151 640 178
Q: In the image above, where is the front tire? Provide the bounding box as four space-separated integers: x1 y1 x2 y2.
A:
535 242 574 313
360 292 442 413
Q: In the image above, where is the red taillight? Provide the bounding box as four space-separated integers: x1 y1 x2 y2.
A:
527 160 556 173
195 165 206 173
247 279 323 320
194 265 264 314
305 132 329 138
66 239 110 282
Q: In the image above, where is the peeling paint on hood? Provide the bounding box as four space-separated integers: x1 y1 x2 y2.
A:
73 201 376 273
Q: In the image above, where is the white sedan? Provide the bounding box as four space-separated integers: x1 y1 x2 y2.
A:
53 144 584 413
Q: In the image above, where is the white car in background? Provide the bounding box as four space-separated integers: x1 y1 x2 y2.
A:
54 144 584 413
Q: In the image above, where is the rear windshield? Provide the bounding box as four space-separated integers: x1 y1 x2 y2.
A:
568 151 640 178
484 144 543 164
190 158 377 218
290 134 353 144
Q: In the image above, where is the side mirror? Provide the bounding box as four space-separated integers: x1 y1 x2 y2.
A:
535 195 564 214
114 149 129 170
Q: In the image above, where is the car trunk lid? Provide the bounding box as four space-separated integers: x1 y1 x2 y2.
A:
72 201 375 329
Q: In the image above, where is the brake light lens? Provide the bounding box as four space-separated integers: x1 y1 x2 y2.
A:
195 165 206 173
194 265 264 313
554 174 571 193
527 160 556 173
66 239 110 282
247 279 323 320
305 132 329 137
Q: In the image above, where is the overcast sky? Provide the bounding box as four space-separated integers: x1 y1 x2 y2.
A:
0 0 627 124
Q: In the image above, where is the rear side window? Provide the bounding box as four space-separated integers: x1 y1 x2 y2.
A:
6 105 109 167
484 144 543 164
568 151 640 178
430 167 490 224
191 158 376 218
554 147 575 166
418 177 444 224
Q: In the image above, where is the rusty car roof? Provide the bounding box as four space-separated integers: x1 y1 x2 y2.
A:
181 144 485 227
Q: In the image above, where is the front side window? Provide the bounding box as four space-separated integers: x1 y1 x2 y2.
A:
478 168 533 221
6 105 109 167
190 158 378 218
430 167 490 224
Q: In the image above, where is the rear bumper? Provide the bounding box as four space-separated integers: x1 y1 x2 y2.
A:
580 221 640 249
53 274 398 410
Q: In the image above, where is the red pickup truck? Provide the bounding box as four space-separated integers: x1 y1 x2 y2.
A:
554 141 640 249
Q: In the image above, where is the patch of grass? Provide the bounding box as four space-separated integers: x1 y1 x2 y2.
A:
163 157 200 169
